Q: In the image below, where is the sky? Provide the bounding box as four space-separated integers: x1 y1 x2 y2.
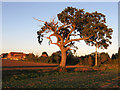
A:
1 2 119 57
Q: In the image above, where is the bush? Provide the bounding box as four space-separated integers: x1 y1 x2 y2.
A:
38 57 50 63
78 55 95 66
66 54 79 65
100 52 110 64
50 52 61 64
24 54 38 62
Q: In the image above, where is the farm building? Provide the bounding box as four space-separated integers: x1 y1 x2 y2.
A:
7 52 26 60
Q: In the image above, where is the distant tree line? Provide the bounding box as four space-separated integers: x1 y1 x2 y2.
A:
78 52 111 66
110 47 120 64
24 50 79 65
24 47 120 66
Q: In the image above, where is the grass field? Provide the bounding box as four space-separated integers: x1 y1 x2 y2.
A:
2 60 120 88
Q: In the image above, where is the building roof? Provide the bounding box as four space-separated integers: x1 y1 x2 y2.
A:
9 52 24 54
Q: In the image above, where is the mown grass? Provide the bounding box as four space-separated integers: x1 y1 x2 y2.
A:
2 66 119 89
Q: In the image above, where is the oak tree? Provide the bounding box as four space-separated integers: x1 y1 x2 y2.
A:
35 7 112 70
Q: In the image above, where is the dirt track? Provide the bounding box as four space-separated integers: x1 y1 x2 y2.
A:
2 60 58 70
2 60 83 71
2 60 58 66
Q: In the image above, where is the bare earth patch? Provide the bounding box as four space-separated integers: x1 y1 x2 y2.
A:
2 60 58 71
2 60 86 71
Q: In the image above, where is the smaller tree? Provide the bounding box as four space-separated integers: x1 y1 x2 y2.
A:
83 12 113 66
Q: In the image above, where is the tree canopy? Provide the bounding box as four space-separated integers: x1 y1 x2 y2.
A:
57 7 113 49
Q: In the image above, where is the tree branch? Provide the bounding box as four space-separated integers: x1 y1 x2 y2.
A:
65 47 71 51
64 35 93 45
65 24 76 42
47 33 61 47
33 17 46 23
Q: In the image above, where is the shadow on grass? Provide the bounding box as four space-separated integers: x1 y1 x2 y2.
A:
2 65 111 82
2 66 101 77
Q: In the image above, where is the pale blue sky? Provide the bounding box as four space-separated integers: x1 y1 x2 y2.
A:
2 2 118 57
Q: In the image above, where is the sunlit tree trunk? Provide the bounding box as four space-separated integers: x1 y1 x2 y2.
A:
95 45 98 66
59 47 67 71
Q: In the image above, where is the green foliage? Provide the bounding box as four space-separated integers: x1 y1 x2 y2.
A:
109 47 120 64
66 53 79 65
24 53 38 62
23 50 119 66
50 52 61 64
57 7 113 49
111 52 118 60
36 7 113 68
78 52 115 66
78 55 94 66
100 52 110 64
38 56 50 63
111 54 116 60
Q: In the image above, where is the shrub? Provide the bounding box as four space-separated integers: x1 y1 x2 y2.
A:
50 52 61 64
66 54 79 65
24 53 38 62
38 57 50 63
100 52 110 64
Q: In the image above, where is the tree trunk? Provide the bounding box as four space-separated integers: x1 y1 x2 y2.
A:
59 47 67 71
95 46 98 66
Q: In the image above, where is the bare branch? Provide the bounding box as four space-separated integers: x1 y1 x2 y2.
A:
33 17 46 23
47 36 60 47
65 47 71 51
46 33 61 47
45 24 53 31
55 21 58 26
70 34 78 36
58 24 66 31
51 16 56 22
